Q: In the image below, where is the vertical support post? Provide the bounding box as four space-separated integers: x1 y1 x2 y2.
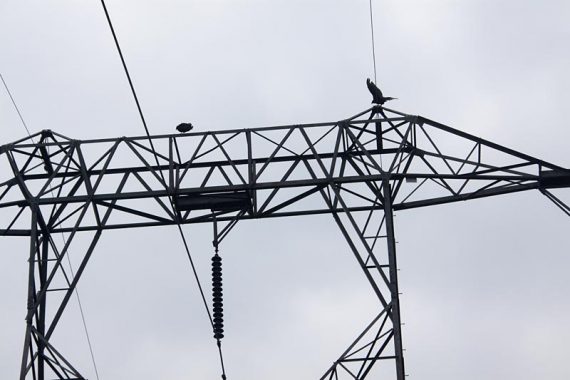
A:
37 231 50 380
383 179 405 380
375 119 383 153
20 207 37 380
246 129 257 214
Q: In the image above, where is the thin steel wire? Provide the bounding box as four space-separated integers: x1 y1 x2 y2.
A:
99 0 165 184
1 73 34 141
98 2 228 377
368 0 378 83
368 0 383 168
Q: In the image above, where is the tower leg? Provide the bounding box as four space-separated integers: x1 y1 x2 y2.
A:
383 179 405 380
18 209 103 380
20 208 38 380
319 181 406 380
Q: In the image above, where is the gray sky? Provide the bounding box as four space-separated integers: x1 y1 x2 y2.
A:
1 1 569 379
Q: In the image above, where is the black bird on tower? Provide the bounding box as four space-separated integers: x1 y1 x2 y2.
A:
366 78 396 105
176 122 194 133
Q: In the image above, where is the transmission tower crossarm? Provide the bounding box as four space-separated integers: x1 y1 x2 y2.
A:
2 105 568 380
0 106 569 237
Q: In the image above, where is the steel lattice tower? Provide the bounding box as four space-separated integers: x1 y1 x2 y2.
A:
1 105 569 380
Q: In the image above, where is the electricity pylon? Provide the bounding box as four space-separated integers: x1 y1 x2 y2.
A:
1 105 568 380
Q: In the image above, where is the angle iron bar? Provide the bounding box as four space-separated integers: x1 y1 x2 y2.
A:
418 116 569 172
216 209 247 245
47 176 85 228
337 185 381 206
38 174 81 199
418 149 539 178
345 313 392 360
302 159 392 308
346 112 380 149
46 151 82 224
345 154 382 197
191 131 242 162
91 140 122 192
251 129 298 157
217 164 235 186
337 362 358 379
329 127 344 178
95 200 173 224
388 123 413 173
86 139 120 173
128 137 171 163
30 326 84 378
382 179 405 380
44 230 102 341
260 184 327 216
540 189 570 216
178 133 209 184
417 155 457 195
132 171 175 220
11 147 407 184
330 187 393 296
455 142 480 175
169 137 174 192
417 124 458 175
0 183 13 202
211 134 248 185
173 137 183 189
344 126 384 175
319 305 391 380
4 204 26 232
332 142 349 210
1 172 546 211
32 174 129 344
76 145 103 228
391 150 413 176
125 140 167 188
390 153 415 200
398 178 429 205
9 147 43 161
254 128 297 180
299 124 338 156
19 208 38 380
368 213 388 253
26 201 92 323
299 128 334 179
395 181 539 210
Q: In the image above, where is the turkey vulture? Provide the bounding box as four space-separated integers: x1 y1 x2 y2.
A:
366 78 396 105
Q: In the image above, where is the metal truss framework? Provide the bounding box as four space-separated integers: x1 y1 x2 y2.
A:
1 105 569 380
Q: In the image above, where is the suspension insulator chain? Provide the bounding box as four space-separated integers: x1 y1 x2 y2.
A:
212 253 224 340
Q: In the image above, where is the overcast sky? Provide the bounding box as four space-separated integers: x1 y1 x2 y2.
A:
1 1 569 379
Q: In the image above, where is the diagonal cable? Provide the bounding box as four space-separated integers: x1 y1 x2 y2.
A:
368 0 377 84
1 73 34 141
98 2 228 377
99 0 165 185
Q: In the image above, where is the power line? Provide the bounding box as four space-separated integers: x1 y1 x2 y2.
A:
367 1 383 168
99 2 158 155
98 2 228 377
368 0 378 83
0 73 34 141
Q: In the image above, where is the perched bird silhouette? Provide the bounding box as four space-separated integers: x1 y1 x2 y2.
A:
366 78 396 105
176 122 194 133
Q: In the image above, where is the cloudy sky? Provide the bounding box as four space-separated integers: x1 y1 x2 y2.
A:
1 1 569 379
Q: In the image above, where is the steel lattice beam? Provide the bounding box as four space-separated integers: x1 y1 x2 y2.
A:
1 106 568 380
